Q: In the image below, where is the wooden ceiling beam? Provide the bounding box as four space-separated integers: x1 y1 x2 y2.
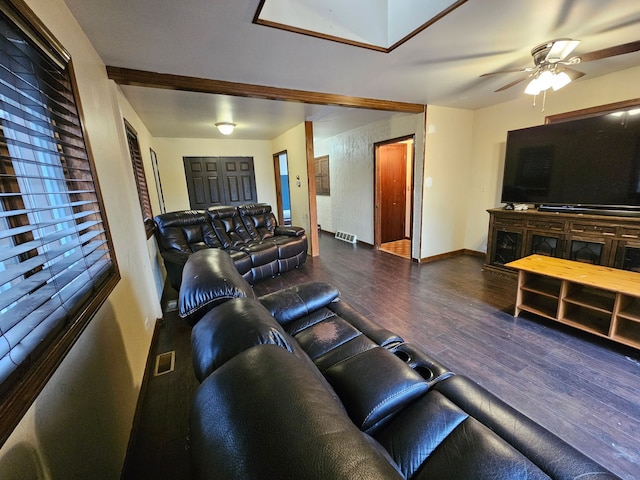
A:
106 66 425 114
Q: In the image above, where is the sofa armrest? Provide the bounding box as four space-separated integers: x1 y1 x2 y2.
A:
258 282 340 326
432 375 618 479
179 249 255 325
274 225 305 237
160 250 191 291
161 249 190 266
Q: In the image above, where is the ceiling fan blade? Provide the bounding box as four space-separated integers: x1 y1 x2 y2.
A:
546 39 580 62
495 76 528 92
562 67 585 81
479 67 531 78
579 40 640 62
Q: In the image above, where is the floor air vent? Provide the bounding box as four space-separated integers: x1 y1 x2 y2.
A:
335 231 357 244
154 351 175 376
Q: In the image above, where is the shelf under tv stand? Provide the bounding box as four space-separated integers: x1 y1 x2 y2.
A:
506 255 640 350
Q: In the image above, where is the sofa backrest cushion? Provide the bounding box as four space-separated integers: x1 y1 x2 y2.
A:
191 298 295 381
190 345 404 480
238 203 277 240
179 249 256 325
154 210 222 252
207 206 251 248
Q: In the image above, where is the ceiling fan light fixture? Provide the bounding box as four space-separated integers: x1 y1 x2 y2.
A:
536 70 554 90
524 77 542 95
551 71 571 91
215 122 236 135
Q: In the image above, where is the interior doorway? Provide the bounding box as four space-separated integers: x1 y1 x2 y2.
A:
374 136 415 259
273 151 292 225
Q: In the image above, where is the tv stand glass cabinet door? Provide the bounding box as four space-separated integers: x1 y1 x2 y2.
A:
564 220 615 265
487 214 524 266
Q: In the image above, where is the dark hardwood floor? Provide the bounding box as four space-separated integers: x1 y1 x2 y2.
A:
123 233 640 479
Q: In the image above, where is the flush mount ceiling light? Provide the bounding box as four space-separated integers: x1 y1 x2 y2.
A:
215 122 236 135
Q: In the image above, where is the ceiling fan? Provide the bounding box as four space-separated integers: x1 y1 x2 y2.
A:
481 38 640 95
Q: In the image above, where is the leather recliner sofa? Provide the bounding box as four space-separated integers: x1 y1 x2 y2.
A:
153 203 307 292
181 249 618 480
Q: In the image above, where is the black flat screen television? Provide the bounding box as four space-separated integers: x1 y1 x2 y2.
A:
501 110 640 215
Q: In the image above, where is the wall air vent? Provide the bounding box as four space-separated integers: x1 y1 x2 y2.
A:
335 231 357 244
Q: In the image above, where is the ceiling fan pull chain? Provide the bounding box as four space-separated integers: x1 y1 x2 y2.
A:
541 89 547 112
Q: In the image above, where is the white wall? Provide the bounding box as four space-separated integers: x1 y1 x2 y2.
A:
464 65 640 253
421 105 474 258
271 123 311 235
152 137 276 212
314 113 425 255
0 1 161 478
114 86 165 300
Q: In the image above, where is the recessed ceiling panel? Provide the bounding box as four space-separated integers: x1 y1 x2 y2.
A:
255 0 468 51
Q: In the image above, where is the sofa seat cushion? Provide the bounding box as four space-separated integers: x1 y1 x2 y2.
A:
328 301 403 347
226 249 252 275
179 249 255 325
258 281 340 325
234 240 278 264
290 310 364 360
190 345 404 480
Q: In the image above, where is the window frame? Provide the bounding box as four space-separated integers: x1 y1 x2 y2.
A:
0 0 120 447
314 155 330 196
124 119 154 238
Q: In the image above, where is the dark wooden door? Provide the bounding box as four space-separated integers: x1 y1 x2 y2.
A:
220 157 257 205
379 144 406 243
184 156 257 209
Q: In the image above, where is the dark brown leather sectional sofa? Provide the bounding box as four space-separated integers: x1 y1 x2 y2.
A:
153 203 307 292
180 248 619 480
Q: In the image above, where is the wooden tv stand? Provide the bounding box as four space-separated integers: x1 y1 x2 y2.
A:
506 255 640 350
484 208 640 274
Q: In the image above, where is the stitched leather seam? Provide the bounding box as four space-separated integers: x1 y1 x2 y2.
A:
319 340 367 370
362 382 427 427
180 287 243 317
291 312 337 334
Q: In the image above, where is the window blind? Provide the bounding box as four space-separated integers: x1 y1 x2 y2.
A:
0 3 116 402
124 121 154 238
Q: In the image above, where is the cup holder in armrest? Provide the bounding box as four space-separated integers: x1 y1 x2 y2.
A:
393 349 411 363
413 365 434 381
389 343 453 386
